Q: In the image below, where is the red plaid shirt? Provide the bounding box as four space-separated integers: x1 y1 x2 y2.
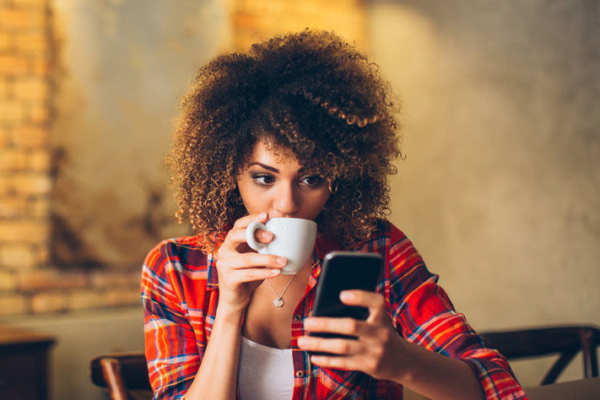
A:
142 220 526 399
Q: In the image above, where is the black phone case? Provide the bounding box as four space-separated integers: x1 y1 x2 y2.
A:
309 251 383 341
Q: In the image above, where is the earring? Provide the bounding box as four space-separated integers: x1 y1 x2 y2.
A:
328 180 339 194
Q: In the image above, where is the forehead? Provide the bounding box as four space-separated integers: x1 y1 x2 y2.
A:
246 139 302 169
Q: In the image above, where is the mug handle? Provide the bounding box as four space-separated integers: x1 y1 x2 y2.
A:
245 220 268 251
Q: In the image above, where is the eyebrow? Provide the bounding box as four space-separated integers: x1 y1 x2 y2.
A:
247 162 280 173
247 162 308 174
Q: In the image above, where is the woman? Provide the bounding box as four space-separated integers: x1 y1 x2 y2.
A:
142 30 526 399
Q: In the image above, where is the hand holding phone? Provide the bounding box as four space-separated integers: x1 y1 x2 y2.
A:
309 251 383 340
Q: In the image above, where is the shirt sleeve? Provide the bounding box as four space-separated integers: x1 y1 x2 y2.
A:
386 228 527 400
141 241 201 399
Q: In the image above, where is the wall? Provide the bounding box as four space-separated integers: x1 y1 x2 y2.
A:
50 0 230 268
0 0 232 316
228 0 367 50
0 0 53 313
369 0 599 386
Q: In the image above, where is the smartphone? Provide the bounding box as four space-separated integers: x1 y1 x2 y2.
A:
309 251 383 340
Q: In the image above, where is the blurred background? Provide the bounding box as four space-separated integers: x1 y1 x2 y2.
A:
0 0 598 398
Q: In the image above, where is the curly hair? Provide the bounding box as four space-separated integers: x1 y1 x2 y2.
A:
168 29 401 251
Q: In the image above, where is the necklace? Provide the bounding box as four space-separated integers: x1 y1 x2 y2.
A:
263 274 298 308
263 260 317 308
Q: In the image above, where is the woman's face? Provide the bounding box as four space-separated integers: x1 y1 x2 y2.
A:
236 139 330 220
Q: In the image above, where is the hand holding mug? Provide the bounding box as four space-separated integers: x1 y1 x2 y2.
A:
215 213 287 312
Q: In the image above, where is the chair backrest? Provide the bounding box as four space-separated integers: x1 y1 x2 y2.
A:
479 325 600 385
91 325 599 394
90 353 152 400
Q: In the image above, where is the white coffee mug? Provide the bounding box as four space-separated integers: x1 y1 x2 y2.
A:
245 217 317 275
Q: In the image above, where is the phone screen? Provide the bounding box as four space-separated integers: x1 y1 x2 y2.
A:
310 251 383 339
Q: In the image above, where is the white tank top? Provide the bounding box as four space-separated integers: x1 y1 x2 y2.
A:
238 336 294 400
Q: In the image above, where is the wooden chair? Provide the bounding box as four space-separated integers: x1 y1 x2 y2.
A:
90 325 600 397
90 353 151 400
479 325 600 385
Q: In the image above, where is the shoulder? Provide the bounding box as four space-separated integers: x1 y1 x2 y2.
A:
359 219 429 276
358 219 415 253
141 235 214 308
143 235 211 277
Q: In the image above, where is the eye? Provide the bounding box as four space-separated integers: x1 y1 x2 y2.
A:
300 175 324 188
252 173 275 186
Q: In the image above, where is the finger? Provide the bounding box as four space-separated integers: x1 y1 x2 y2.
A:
228 267 281 283
225 253 287 270
247 227 275 245
297 336 362 355
339 290 383 308
220 229 273 256
224 218 275 252
226 228 273 249
340 290 387 321
304 317 368 337
309 354 362 371
232 212 269 229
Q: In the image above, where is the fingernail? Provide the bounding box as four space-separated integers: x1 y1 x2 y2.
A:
304 318 315 328
270 269 280 276
277 257 287 266
340 291 354 301
258 212 267 219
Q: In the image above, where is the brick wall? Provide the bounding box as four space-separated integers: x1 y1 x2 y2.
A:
0 0 140 316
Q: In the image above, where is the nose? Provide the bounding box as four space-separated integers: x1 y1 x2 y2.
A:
272 182 298 217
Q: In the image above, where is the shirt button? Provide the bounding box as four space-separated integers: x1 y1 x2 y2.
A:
293 314 302 321
295 370 304 378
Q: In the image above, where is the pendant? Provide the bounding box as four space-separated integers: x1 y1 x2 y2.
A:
273 297 284 308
